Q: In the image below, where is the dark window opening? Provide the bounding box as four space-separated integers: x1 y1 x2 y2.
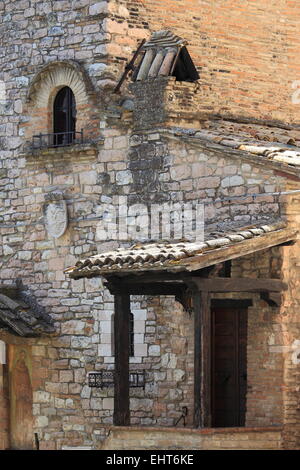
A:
171 46 199 82
218 260 232 278
53 86 76 146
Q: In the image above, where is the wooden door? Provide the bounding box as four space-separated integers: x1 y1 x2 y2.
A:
8 345 34 449
211 300 248 427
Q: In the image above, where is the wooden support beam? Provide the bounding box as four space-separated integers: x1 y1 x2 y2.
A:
193 290 211 428
193 291 201 428
113 293 130 426
201 290 211 428
211 299 252 309
106 281 186 296
260 291 282 307
192 277 287 293
106 272 189 284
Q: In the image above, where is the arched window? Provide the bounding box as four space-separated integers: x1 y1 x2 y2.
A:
53 86 76 146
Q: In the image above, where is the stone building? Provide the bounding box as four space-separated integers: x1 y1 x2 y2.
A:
0 0 300 450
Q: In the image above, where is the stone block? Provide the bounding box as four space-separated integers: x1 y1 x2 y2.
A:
71 336 91 349
36 416 49 428
116 170 133 185
59 370 74 383
79 171 97 185
221 175 245 188
89 2 108 15
134 344 147 357
148 345 161 356
61 320 85 335
91 398 103 410
98 344 112 357
34 391 51 404
103 398 114 410
81 385 91 399
134 321 145 334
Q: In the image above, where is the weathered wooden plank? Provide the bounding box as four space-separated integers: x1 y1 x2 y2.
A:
192 277 287 293
113 293 130 426
260 291 282 306
107 273 189 284
201 290 211 428
114 38 146 93
193 290 201 428
182 228 297 273
193 290 211 428
211 299 252 308
107 282 186 296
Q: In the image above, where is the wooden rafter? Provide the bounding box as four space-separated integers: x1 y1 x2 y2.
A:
191 277 287 293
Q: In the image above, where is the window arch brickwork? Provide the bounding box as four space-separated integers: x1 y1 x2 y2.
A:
24 60 99 147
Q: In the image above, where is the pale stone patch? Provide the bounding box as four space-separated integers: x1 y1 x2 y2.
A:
149 345 161 356
89 2 108 16
221 175 244 187
34 391 51 403
36 416 49 427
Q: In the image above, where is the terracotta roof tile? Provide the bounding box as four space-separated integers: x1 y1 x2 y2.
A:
189 120 300 167
133 30 198 81
66 220 288 278
0 287 55 337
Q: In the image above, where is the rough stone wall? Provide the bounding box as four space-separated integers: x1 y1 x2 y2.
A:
277 193 300 449
3 0 300 136
1 0 300 451
130 78 201 130
101 426 283 450
0 125 289 449
232 248 286 427
126 131 282 228
133 297 194 428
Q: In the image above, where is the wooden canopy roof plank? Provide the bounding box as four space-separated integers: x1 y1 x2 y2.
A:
180 227 297 273
66 223 297 279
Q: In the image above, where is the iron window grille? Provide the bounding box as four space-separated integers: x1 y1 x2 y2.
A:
88 371 146 390
32 86 83 149
32 130 84 149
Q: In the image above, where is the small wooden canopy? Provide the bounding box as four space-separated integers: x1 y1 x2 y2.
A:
66 220 296 279
66 220 297 428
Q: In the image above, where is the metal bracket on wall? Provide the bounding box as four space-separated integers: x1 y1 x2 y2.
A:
88 371 146 390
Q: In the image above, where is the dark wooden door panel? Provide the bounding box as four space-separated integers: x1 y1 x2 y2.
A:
212 304 248 427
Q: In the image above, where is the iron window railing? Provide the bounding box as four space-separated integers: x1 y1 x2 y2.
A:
32 130 84 149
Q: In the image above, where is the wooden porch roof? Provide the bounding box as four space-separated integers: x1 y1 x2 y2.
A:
66 220 297 279
0 285 55 337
